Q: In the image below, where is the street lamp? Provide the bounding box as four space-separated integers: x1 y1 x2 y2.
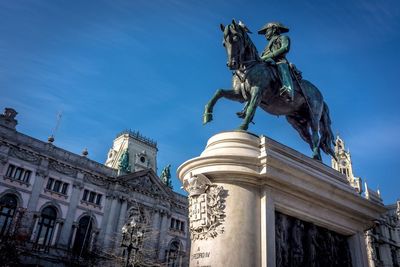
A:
121 218 144 267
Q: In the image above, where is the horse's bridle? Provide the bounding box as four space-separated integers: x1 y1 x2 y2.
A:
226 26 257 71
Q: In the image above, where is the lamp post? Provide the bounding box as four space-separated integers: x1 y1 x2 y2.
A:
121 218 143 267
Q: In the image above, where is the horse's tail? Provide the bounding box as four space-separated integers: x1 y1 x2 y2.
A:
319 102 336 160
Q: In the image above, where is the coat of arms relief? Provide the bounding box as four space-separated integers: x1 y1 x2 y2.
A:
183 173 226 241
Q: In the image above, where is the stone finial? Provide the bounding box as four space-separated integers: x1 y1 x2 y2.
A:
0 107 18 130
48 135 55 143
365 182 383 204
82 148 88 157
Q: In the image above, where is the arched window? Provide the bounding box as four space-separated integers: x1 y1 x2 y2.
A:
0 194 18 237
35 206 57 247
72 216 94 257
166 240 183 267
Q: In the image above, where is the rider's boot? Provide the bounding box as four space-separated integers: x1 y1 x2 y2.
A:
277 63 294 102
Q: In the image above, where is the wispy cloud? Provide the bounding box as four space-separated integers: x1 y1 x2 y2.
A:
346 118 400 159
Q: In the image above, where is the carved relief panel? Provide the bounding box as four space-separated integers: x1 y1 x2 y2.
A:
275 211 352 267
184 173 226 241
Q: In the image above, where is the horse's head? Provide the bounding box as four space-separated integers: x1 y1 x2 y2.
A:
221 20 254 70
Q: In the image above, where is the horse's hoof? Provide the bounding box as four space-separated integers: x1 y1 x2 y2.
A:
237 125 248 131
312 154 322 161
203 113 213 124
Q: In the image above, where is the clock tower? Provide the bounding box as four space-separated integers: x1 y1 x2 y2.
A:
331 136 362 193
105 130 158 174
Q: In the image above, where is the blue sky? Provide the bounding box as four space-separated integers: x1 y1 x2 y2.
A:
0 0 399 203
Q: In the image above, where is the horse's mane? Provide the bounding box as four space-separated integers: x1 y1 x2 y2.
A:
242 29 261 62
231 23 261 62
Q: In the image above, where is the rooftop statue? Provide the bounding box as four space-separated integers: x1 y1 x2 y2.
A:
118 149 131 174
160 164 173 189
203 20 335 161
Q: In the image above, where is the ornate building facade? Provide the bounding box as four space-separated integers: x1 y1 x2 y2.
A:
0 108 189 266
332 136 400 267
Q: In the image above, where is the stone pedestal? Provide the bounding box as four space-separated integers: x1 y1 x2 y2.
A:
177 131 385 267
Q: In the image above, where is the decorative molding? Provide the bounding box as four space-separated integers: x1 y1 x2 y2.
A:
36 169 48 178
43 188 68 200
9 147 41 164
83 173 109 187
72 180 84 190
128 176 162 196
49 160 77 176
3 175 31 187
185 173 226 241
0 154 8 164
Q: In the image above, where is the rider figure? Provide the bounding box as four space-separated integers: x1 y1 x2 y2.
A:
258 22 294 102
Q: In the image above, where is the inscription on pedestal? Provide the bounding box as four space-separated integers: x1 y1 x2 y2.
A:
191 246 211 267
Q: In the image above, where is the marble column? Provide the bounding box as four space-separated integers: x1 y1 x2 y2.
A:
50 219 61 246
69 223 78 249
30 214 40 242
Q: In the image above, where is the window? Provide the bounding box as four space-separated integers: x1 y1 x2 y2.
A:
34 206 57 248
61 183 68 195
5 165 15 177
170 218 185 232
53 180 61 192
46 178 54 190
88 192 95 203
82 189 102 206
0 194 18 237
72 216 94 257
5 164 31 183
83 189 89 201
95 194 102 205
166 240 183 267
45 178 69 195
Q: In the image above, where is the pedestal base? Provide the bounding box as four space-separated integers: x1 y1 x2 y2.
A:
178 131 385 267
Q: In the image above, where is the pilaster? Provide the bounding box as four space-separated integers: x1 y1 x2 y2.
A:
26 169 47 212
104 194 119 249
59 180 83 247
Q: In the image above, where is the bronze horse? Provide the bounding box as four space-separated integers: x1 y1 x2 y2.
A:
203 20 335 161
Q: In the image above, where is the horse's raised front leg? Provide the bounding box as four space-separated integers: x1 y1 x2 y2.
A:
203 89 243 124
238 86 262 131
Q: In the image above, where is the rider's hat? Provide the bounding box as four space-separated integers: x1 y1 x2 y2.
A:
258 22 289 35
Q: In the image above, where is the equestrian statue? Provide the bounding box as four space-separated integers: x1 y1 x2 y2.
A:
203 20 335 161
